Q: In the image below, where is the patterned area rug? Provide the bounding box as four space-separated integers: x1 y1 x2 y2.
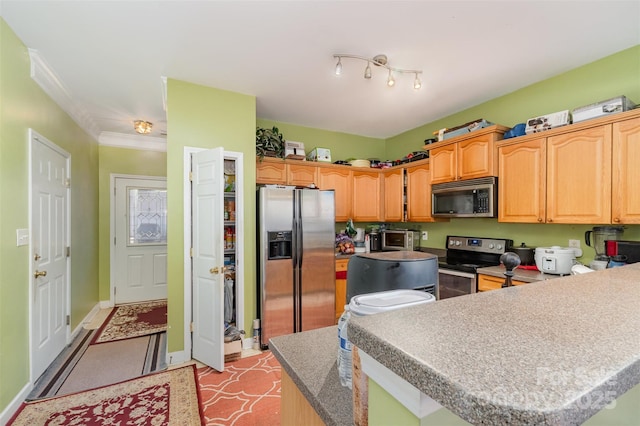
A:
9 365 204 425
198 351 281 425
93 300 167 344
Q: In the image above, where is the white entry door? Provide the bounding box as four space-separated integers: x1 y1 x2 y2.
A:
113 177 167 304
30 130 70 380
191 148 225 371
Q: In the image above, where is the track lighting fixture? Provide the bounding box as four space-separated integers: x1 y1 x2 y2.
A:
333 53 422 90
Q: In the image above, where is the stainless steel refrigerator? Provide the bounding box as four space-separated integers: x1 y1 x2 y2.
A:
257 186 336 348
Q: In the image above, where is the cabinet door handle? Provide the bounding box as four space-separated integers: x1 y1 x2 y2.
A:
34 270 47 278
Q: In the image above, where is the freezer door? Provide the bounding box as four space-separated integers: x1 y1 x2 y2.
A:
258 187 295 347
298 189 336 331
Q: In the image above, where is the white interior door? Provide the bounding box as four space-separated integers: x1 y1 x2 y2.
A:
113 177 167 304
30 130 70 380
191 148 225 371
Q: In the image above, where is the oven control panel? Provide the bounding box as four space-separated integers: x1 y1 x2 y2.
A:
446 236 513 255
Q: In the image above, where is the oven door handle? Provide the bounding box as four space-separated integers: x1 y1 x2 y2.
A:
438 269 476 279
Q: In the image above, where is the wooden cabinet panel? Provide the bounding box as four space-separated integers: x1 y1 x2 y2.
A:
546 125 611 224
612 117 640 224
477 274 527 291
429 144 457 184
384 168 404 222
287 163 318 187
352 170 383 222
406 164 437 222
335 258 349 323
458 134 495 180
318 167 352 222
281 370 325 426
498 138 546 223
256 160 286 184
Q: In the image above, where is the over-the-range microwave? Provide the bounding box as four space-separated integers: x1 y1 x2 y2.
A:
431 177 497 218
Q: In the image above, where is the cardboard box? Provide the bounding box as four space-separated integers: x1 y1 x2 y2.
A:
572 96 636 123
307 147 332 162
442 119 491 140
224 340 242 362
525 110 570 134
285 141 306 160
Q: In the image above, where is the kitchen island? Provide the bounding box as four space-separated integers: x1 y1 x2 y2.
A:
271 263 640 425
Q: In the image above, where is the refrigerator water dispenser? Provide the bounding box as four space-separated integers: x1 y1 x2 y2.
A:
268 231 292 260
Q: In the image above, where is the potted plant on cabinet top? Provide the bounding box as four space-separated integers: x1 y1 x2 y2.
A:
256 126 285 160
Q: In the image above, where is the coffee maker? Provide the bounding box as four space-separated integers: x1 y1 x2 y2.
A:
585 226 624 260
369 232 382 252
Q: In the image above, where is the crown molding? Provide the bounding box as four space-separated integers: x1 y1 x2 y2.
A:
28 49 101 141
99 131 167 152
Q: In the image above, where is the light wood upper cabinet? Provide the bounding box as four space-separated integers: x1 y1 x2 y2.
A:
427 127 507 184
406 163 442 222
429 144 457 184
318 167 352 222
457 134 497 181
287 163 318 187
256 159 286 184
612 117 640 224
498 138 547 223
384 168 404 222
546 125 611 224
352 170 383 222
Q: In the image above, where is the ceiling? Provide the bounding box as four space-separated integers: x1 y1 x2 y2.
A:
2 1 639 141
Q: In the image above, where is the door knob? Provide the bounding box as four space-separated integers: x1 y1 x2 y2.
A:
34 270 47 278
210 267 220 274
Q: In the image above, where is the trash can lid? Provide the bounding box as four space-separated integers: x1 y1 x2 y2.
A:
349 289 435 316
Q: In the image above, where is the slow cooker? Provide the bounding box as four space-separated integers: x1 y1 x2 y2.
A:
534 246 581 275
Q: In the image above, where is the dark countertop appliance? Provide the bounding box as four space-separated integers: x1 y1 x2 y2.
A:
346 251 438 302
438 235 513 299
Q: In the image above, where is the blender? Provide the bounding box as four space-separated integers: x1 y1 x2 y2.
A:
585 226 624 260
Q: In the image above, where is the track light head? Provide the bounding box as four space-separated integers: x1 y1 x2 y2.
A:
387 70 395 87
413 74 422 90
335 57 342 75
364 62 372 79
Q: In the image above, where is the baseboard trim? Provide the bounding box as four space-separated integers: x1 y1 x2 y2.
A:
167 350 189 366
73 303 101 338
0 382 32 425
242 337 254 350
99 300 114 309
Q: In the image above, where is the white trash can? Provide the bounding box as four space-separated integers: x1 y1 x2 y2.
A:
346 289 435 425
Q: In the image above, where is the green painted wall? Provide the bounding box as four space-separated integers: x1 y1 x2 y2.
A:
0 19 99 411
386 45 640 159
166 79 256 353
381 45 640 264
256 119 386 163
97 146 167 301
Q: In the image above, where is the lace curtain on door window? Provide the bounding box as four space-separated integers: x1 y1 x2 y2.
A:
128 188 168 245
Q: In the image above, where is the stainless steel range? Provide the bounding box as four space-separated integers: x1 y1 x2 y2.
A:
438 235 513 299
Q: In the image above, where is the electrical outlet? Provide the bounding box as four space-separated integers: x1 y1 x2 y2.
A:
421 231 428 241
568 239 581 248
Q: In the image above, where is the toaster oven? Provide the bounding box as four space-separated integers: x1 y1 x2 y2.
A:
381 230 419 251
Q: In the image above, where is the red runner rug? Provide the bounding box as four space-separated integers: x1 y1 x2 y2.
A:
92 300 167 344
8 365 204 425
198 352 281 425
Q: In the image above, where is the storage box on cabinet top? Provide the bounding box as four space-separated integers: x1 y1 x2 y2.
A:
525 110 570 134
572 96 636 123
307 147 331 162
442 119 491 140
285 141 306 160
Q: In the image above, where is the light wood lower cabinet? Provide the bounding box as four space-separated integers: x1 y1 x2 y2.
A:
335 258 349 323
281 370 325 426
477 274 527 291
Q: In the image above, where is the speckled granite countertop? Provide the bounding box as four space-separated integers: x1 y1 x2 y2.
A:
477 265 560 282
269 326 352 426
348 263 640 425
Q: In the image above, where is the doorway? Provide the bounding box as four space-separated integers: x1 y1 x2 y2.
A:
110 175 167 305
29 129 71 381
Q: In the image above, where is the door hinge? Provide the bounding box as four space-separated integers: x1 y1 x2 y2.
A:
114 237 116 245
66 246 70 257
64 178 70 188
190 247 193 257
189 171 193 181
66 315 70 326
190 322 194 332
